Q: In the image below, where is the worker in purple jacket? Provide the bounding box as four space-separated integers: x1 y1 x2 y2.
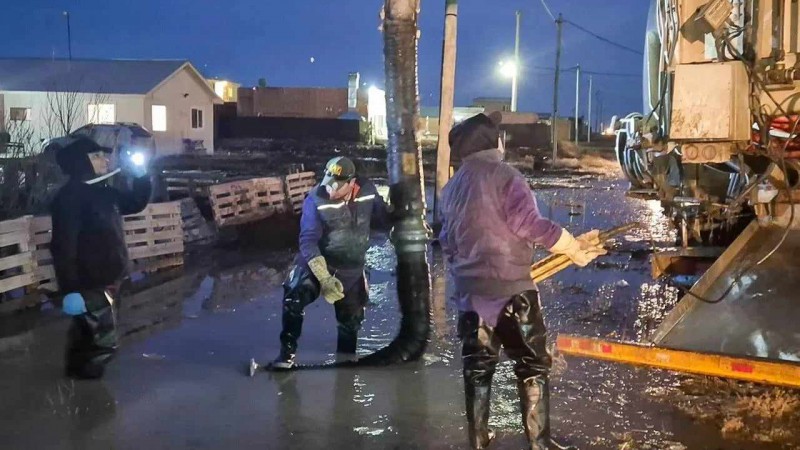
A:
439 113 606 450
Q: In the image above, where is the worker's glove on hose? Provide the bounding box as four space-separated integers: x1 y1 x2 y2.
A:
62 292 88 316
548 229 608 267
307 256 345 304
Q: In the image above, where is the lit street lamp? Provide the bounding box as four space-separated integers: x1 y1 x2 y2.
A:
497 59 518 112
498 60 518 79
497 10 522 112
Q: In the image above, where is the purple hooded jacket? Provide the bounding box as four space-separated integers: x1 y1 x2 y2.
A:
439 149 562 325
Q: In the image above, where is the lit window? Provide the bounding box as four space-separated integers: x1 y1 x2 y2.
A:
152 105 167 132
88 104 115 124
214 81 226 99
191 108 204 129
9 107 31 121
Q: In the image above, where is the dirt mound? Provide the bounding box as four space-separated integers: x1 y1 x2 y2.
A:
648 376 800 447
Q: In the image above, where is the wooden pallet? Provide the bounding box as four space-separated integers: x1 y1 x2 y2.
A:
179 198 216 246
209 177 286 227
162 170 224 200
30 216 58 293
284 171 316 214
123 201 184 273
0 216 36 297
253 177 287 214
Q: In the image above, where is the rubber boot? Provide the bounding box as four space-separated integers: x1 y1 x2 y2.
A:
65 291 118 380
465 383 495 449
518 376 576 450
336 331 358 354
273 266 320 370
274 305 302 369
335 316 360 354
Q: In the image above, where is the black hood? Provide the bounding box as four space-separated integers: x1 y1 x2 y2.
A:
448 112 502 160
54 136 111 181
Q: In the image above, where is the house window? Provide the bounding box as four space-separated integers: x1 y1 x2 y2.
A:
88 104 115 124
9 107 31 121
191 108 204 129
152 105 167 132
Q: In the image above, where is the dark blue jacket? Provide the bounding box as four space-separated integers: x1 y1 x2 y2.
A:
298 177 389 286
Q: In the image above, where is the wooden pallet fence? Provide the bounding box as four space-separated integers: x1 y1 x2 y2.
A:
162 170 224 199
30 216 58 292
209 177 286 227
0 216 36 296
253 177 287 214
284 171 316 214
180 198 216 245
123 201 184 273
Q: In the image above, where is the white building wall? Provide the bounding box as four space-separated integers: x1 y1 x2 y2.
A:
0 91 144 148
145 66 217 155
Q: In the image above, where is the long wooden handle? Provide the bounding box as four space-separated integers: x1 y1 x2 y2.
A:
530 223 639 283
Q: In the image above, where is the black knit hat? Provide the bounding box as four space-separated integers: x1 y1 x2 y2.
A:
54 136 112 179
448 112 502 160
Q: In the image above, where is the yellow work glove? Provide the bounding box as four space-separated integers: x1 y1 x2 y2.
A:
307 256 345 304
548 229 608 267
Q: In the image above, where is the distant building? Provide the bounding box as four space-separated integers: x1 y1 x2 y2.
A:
418 106 485 140
472 97 512 113
0 58 222 155
238 86 359 119
536 113 573 142
208 79 240 103
236 72 388 142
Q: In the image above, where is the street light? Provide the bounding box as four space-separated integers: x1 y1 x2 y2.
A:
498 60 517 79
497 59 518 112
497 11 522 113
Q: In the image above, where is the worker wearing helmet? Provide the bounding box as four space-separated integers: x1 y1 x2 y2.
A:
439 113 606 450
50 136 151 379
272 157 390 370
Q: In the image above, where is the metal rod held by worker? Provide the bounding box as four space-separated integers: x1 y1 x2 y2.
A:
530 223 639 283
433 0 458 225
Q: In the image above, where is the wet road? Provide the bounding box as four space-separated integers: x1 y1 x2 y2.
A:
0 177 791 449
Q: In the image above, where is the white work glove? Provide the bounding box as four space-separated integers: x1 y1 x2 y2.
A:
307 256 345 304
548 229 608 267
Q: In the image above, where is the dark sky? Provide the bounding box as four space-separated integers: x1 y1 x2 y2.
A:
4 0 648 126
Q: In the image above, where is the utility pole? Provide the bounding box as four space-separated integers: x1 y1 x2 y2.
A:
574 64 580 145
597 91 604 133
551 13 563 162
63 11 72 60
378 0 431 364
433 0 458 224
587 75 593 142
511 10 521 112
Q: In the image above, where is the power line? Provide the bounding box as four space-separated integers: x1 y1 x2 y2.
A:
527 65 640 78
538 0 556 22
583 69 641 78
563 19 643 56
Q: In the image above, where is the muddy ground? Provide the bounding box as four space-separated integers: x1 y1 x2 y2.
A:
1 157 799 449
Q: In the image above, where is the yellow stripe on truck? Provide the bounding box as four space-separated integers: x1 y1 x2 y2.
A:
557 334 800 389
